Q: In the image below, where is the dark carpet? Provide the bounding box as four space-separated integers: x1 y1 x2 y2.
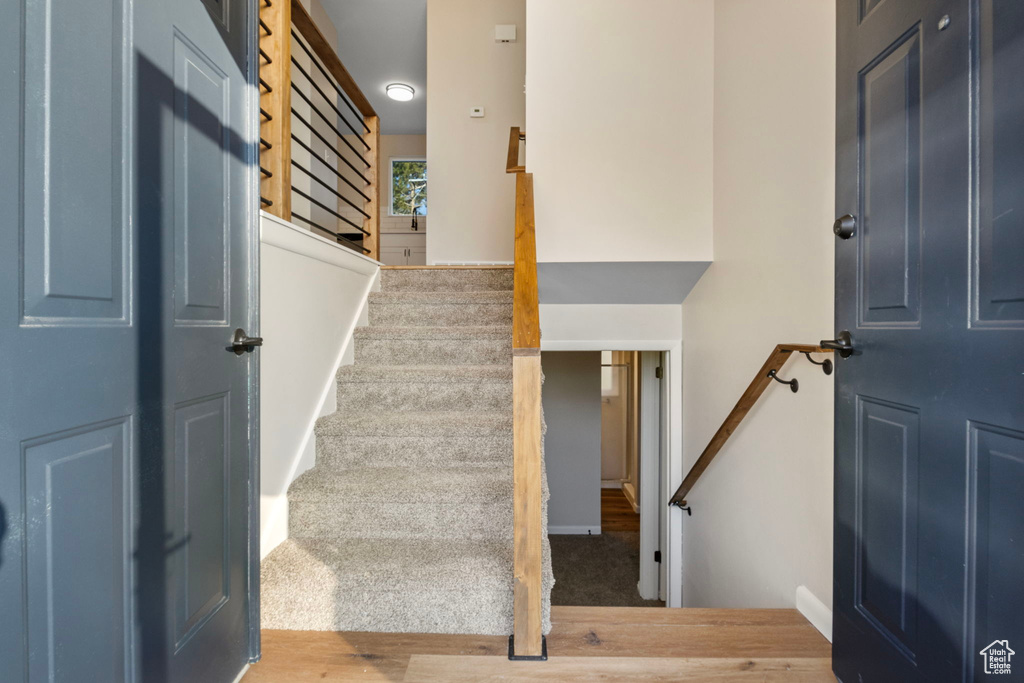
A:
549 530 664 607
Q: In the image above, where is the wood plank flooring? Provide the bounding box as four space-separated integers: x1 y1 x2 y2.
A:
243 606 834 682
601 487 640 532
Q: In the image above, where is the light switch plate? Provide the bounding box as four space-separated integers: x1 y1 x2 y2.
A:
470 106 485 118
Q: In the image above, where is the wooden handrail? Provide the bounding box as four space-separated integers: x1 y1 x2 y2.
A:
506 126 526 174
508 129 544 658
259 0 380 259
668 344 834 507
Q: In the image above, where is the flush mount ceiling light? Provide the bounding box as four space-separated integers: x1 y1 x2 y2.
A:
385 83 415 102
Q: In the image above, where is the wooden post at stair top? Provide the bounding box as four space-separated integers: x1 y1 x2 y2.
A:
513 354 543 657
511 171 543 658
362 115 380 261
259 0 291 220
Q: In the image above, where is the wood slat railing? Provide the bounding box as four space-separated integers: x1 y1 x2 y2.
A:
507 129 544 659
668 344 834 507
259 0 380 260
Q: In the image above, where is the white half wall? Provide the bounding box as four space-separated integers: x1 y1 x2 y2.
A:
542 351 602 535
526 0 714 264
427 0 525 264
259 213 379 558
679 0 836 609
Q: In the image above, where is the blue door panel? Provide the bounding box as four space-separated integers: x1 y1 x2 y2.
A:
835 1 1024 681
0 1 256 682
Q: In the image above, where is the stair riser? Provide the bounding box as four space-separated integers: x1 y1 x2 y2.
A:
368 302 513 327
355 338 511 365
316 435 513 469
289 501 512 540
261 587 514 634
381 270 513 292
336 381 512 413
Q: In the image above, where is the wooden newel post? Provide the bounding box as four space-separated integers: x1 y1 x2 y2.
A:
259 0 292 220
511 171 545 660
362 115 380 261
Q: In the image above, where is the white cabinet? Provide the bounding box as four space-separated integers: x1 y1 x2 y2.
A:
380 246 425 266
379 233 426 266
380 246 409 266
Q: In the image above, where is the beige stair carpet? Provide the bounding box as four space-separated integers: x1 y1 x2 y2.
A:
260 267 554 635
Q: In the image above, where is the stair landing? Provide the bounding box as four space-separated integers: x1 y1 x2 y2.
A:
244 606 833 682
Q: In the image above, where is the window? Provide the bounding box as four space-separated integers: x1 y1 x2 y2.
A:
390 158 427 216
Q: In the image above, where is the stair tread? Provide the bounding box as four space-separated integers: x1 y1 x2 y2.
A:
380 268 513 295
262 537 513 587
289 465 512 502
260 537 522 633
369 291 513 304
354 325 511 340
337 364 513 383
316 410 512 436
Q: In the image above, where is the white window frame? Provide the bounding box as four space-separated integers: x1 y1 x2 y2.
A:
389 156 427 217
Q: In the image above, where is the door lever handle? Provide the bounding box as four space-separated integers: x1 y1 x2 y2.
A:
820 330 854 358
231 328 263 355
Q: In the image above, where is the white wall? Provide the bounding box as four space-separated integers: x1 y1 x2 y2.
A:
427 0 525 264
540 304 683 351
259 213 379 558
526 0 714 264
542 352 602 534
679 0 836 620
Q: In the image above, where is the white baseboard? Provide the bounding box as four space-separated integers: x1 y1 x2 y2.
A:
548 525 601 535
621 481 639 512
231 663 250 683
795 585 833 643
601 480 623 489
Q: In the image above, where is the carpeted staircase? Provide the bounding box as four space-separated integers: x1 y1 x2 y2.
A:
260 267 553 635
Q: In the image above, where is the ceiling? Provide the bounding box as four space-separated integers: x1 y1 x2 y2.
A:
320 0 427 135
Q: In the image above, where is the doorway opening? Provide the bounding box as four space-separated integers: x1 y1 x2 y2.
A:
542 350 667 607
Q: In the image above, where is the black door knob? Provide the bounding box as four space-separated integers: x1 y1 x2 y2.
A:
833 214 856 239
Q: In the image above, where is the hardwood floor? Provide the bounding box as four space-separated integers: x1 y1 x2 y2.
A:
243 606 834 682
601 487 640 532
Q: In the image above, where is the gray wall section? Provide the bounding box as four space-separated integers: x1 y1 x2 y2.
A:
537 261 711 304
542 351 602 532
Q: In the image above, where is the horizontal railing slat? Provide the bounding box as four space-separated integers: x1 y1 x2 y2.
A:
290 0 377 119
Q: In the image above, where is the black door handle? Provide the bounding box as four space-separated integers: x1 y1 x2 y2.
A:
820 330 854 358
231 328 263 355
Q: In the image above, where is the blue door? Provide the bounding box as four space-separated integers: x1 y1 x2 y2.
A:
834 1 1023 681
0 1 258 681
